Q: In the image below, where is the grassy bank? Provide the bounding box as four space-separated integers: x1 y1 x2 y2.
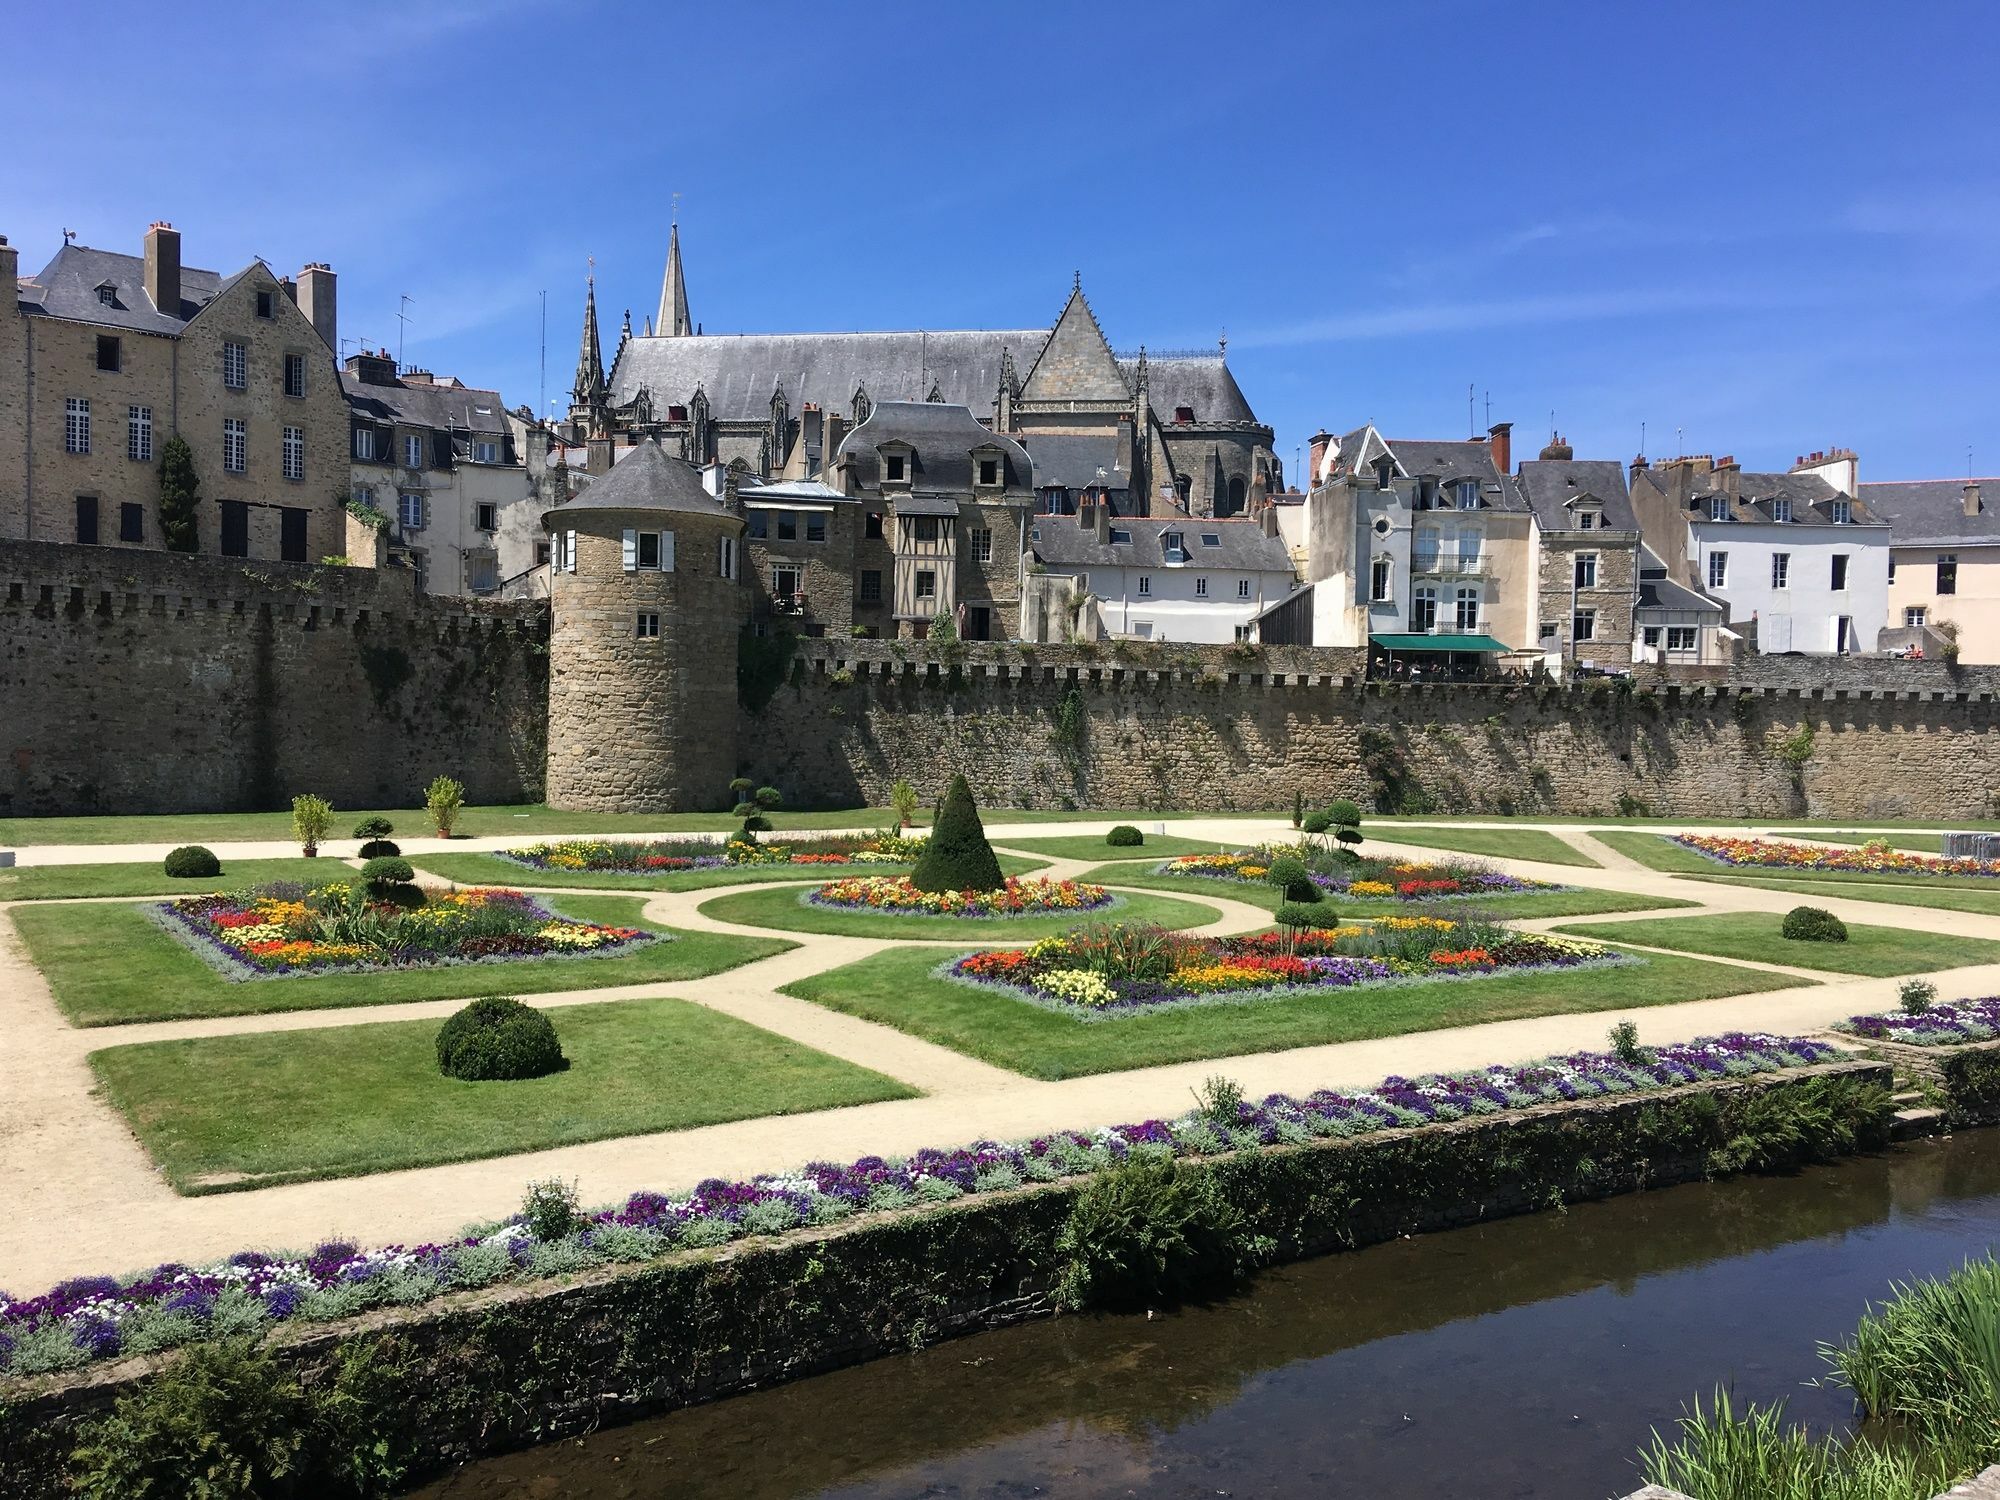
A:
1553 912 2000 977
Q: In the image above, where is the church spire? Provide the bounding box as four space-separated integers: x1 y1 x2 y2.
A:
657 222 691 338
569 263 607 426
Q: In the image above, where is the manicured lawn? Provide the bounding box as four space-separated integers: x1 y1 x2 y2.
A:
696 885 1224 940
1585 830 1723 873
1769 829 1947 853
90 997 915 1193
12 895 793 1027
1550 913 2000 977
1682 875 2000 918
0 858 348 902
1607 832 2000 892
1364 826 1599 868
985 833 1236 863
780 947 1800 1080
1072 865 1694 920
409 850 1044 892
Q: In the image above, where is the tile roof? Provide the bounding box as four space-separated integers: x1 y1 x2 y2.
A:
1516 459 1640 531
1030 516 1293 572
18 242 232 333
1857 479 2000 546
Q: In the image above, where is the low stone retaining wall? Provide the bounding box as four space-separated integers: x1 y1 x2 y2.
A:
1846 1034 2000 1127
0 1059 1891 1497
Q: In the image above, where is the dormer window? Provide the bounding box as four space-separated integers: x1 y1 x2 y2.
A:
1455 480 1480 510
881 451 908 484
1772 498 1793 523
1414 479 1435 510
1707 496 1730 522
1576 508 1598 531
96 283 116 306
1374 457 1395 491
1163 529 1187 562
976 457 999 487
1831 498 1852 524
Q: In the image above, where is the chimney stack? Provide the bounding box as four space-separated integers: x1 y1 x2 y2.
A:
1629 453 1649 483
1095 501 1111 545
298 263 337 352
1307 429 1333 488
1486 421 1512 475
0 235 16 300
1714 455 1740 498
801 404 823 474
1967 483 1984 518
143 222 181 317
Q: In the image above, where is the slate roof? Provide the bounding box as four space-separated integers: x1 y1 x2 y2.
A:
1132 355 1257 425
1030 516 1293 572
341 373 511 436
1637 546 1724 616
834 402 1033 494
1017 432 1128 491
1312 426 1524 508
544 439 735 521
1517 459 1640 531
1638 466 1883 526
18 243 234 333
1857 479 2000 546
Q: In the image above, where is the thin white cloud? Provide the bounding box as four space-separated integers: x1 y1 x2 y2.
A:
1233 285 1812 348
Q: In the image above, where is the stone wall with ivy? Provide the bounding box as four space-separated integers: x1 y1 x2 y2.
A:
0 539 548 816
742 637 2000 818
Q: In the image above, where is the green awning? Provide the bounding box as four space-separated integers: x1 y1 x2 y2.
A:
1369 633 1511 653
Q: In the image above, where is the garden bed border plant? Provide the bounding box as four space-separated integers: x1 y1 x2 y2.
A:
0 1050 1894 1498
1834 997 2000 1128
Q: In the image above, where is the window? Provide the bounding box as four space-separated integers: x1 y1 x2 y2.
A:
626 530 671 571
403 433 424 469
1772 498 1792 523
223 417 246 473
127 405 152 463
255 289 274 319
96 284 116 306
1642 626 1661 648
475 502 498 532
1374 457 1394 490
747 511 768 539
1938 554 1958 595
914 568 936 600
283 353 306 398
912 515 940 543
1708 495 1729 521
1832 499 1852 524
1831 554 1849 591
96 335 120 372
1572 608 1597 642
1412 584 1438 631
1137 575 1152 595
1163 529 1186 560
1412 479 1434 510
352 483 374 508
409 549 428 592
1574 553 1598 588
65 397 90 454
718 535 737 579
1202 532 1222 547
884 454 906 482
1455 480 1480 510
977 458 998 486
1234 625 1253 643
1237 578 1252 599
1771 552 1790 589
1109 527 1132 544
553 530 577 572
1371 558 1392 603
1906 606 1928 628
473 439 499 464
777 513 797 541
280 507 307 562
1412 527 1440 570
1667 626 1697 652
969 526 992 562
1195 576 1208 597
1888 554 1897 583
805 513 827 543
467 553 498 592
351 426 373 461
1577 509 1597 530
223 341 246 389
865 511 883 539
1455 587 1479 630
220 500 249 557
398 492 424 530
859 569 883 603
281 425 304 481
535 540 550 568
74 495 98 545
119 502 144 543
636 612 660 640
1708 551 1728 589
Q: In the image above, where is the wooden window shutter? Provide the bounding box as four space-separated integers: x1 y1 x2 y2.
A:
661 531 676 571
621 529 637 571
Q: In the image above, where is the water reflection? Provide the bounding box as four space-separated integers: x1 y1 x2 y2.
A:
416 1136 2000 1500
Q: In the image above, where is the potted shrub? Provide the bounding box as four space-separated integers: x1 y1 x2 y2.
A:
425 776 465 837
889 779 920 831
291 795 333 858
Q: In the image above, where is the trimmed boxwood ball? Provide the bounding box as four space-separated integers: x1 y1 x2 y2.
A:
358 839 401 859
1300 811 1333 835
352 816 395 840
360 856 416 886
436 996 565 1081
1326 800 1363 828
1263 856 1321 903
1106 825 1144 847
1781 905 1849 942
163 845 220 879
910 773 1004 893
1274 900 1328 931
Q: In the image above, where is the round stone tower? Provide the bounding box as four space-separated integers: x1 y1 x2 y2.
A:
544 438 745 811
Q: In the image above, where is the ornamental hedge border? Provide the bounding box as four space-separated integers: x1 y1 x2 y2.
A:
0 1058 1893 1498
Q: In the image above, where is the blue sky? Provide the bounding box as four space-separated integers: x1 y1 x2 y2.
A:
7 0 1997 484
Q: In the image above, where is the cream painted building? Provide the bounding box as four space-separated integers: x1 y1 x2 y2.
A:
1860 477 2000 662
1 223 347 562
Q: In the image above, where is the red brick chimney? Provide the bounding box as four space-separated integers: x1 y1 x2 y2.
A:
144 222 181 317
1486 421 1512 475
1307 429 1333 487
1714 454 1740 498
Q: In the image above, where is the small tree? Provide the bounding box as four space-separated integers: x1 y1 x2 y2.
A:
425 775 465 836
292 794 334 857
929 610 959 644
889 779 920 830
156 437 200 554
910 773 1004 893
1273 900 1324 956
734 784 781 840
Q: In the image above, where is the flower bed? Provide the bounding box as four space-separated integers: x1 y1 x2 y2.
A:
806 875 1111 918
1158 846 1552 901
504 832 923 875
0 1031 1842 1381
159 882 651 980
947 917 1623 1017
1675 834 2000 879
1835 996 2000 1046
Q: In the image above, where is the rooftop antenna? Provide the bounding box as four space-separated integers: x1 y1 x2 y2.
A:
538 289 547 429
1640 420 1647 456
1467 383 1475 439
671 190 680 227
1970 445 1976 479
1484 390 1491 428
1676 425 1684 456
62 228 75 244
397 294 414 368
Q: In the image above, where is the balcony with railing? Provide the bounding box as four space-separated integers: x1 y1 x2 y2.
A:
1404 620 1492 638
1409 552 1492 578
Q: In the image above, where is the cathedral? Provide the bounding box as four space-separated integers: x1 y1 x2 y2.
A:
564 227 1281 518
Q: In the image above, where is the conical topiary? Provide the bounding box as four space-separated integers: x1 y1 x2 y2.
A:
909 774 1005 893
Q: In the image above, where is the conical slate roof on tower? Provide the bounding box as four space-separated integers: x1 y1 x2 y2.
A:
571 270 607 414
542 438 733 522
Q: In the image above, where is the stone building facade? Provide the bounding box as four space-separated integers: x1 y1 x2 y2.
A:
1 224 348 563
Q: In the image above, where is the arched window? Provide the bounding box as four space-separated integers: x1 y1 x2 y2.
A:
1226 475 1247 515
